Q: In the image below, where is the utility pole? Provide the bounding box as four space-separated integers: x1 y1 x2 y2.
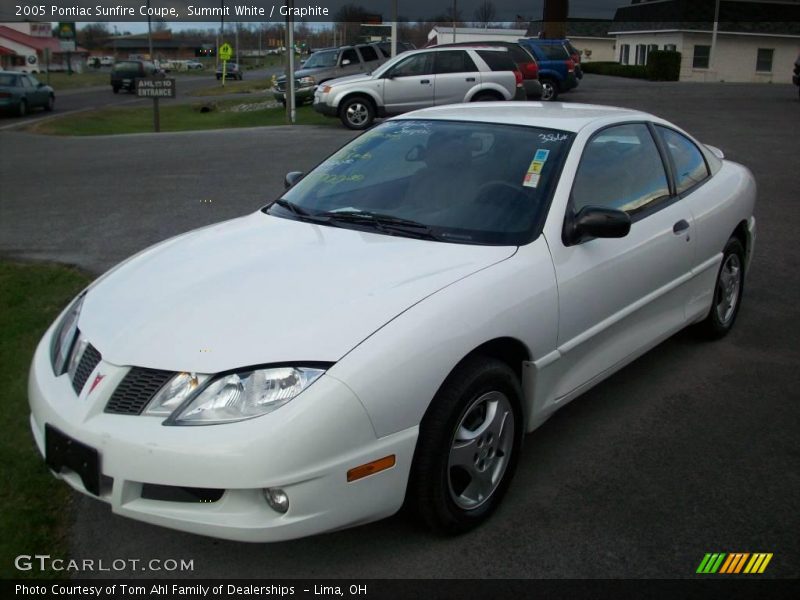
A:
146 0 153 61
391 0 397 57
710 0 720 75
285 0 296 124
235 22 240 65
452 1 457 42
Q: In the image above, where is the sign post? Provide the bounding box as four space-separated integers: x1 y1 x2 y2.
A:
218 42 233 86
136 78 176 133
57 22 76 75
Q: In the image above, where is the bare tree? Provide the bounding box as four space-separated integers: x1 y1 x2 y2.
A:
474 1 496 28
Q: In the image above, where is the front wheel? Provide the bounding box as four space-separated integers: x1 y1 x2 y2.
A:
339 96 375 130
472 91 501 102
45 94 55 111
408 356 523 534
540 78 559 101
694 237 745 339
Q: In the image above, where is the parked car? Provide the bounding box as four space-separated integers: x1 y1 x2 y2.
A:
100 56 114 67
436 40 543 100
314 47 524 129
29 103 756 541
216 62 243 81
517 38 578 100
110 60 159 93
186 60 204 71
0 71 54 115
274 43 389 107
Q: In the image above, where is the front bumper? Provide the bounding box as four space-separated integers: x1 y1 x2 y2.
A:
28 332 417 542
312 97 338 117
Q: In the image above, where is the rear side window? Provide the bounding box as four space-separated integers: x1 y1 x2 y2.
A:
476 50 515 72
358 45 379 62
505 44 536 64
434 50 478 74
656 126 710 194
572 124 670 217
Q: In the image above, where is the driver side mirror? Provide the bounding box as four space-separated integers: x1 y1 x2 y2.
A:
284 171 305 189
566 206 631 245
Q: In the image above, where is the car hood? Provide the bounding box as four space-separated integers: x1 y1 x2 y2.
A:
78 212 516 374
278 66 334 81
326 73 375 87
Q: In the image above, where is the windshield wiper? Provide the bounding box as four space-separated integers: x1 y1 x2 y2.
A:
319 210 441 240
272 198 313 217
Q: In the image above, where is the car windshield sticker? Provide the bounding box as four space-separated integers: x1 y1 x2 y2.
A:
523 150 549 187
538 133 568 143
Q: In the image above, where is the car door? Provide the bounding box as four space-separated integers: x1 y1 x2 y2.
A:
544 122 696 400
25 75 46 106
432 50 480 105
381 52 434 113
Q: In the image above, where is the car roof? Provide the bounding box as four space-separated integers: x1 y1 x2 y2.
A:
393 102 656 133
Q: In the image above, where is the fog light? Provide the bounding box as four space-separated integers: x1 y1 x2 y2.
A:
263 488 289 514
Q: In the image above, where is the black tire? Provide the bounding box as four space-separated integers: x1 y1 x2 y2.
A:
45 94 54 112
339 96 375 130
540 78 559 101
112 86 120 94
17 99 27 117
694 237 746 339
472 91 502 102
408 356 523 534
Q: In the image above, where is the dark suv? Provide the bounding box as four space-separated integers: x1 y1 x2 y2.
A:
111 60 158 93
436 41 543 100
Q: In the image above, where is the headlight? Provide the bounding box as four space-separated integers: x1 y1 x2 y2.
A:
298 76 315 86
164 367 325 425
144 372 210 417
50 294 85 376
321 85 332 93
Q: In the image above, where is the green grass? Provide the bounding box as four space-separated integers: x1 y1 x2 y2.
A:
27 100 332 136
36 71 109 90
0 261 93 579
189 78 274 97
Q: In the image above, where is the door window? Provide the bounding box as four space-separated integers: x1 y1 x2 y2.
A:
433 50 478 74
340 48 359 65
572 123 670 217
388 53 433 77
656 126 709 194
357 45 379 62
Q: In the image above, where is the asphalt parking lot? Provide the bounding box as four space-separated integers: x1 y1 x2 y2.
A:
1 74 798 578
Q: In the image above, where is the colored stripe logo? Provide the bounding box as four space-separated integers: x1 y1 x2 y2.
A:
696 553 773 574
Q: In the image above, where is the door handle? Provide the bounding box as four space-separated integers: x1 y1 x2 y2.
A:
673 219 690 234
420 79 430 84
466 77 476 82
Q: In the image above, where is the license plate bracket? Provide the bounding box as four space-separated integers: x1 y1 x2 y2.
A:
45 425 101 496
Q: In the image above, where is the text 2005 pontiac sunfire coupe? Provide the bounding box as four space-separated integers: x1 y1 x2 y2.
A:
29 103 756 541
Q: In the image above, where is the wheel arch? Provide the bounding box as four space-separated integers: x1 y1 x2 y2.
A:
336 90 379 115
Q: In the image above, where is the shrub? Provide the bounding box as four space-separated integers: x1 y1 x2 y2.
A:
646 50 682 81
581 61 649 79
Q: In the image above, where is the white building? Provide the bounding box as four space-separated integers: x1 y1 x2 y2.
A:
0 22 86 73
611 0 800 83
427 27 528 46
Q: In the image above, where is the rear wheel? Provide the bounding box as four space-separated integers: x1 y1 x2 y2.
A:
540 78 559 101
694 237 745 339
408 356 523 534
45 94 55 111
339 96 375 130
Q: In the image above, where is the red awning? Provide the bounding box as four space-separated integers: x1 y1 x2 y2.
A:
0 45 16 56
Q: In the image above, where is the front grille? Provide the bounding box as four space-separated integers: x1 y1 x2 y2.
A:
71 344 101 394
105 367 175 415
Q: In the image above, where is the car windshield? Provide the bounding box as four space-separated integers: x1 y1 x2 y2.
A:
267 119 573 245
114 61 140 71
0 74 18 86
303 50 338 69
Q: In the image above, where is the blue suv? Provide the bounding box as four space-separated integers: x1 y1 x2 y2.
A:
517 39 578 101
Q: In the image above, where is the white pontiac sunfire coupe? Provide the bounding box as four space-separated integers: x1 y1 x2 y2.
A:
29 103 756 542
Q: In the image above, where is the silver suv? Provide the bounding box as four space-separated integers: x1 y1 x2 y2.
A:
274 43 390 107
313 47 524 129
